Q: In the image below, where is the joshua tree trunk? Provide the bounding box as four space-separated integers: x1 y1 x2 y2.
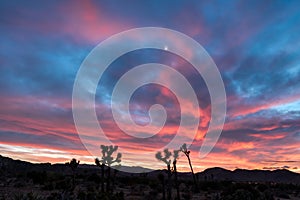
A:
187 155 198 192
101 163 105 193
107 166 111 193
96 145 122 194
66 158 79 191
173 160 180 200
167 164 172 200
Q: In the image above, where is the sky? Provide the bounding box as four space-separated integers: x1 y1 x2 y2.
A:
0 0 300 173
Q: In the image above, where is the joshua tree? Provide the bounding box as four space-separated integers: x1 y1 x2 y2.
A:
156 149 172 200
156 148 181 200
95 145 122 193
172 150 180 200
180 143 198 192
66 158 80 189
95 158 105 193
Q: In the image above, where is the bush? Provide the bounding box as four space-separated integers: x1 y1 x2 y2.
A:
87 173 101 184
27 171 47 184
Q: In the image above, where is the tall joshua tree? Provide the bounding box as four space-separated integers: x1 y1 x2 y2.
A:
180 143 198 192
95 158 105 193
95 145 122 193
66 158 80 189
156 148 179 200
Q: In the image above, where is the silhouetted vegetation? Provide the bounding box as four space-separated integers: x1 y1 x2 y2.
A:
95 145 122 196
180 143 198 192
0 154 299 200
65 158 80 189
156 148 181 200
172 150 180 200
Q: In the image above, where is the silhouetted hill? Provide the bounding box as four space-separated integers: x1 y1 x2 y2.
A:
1 155 299 184
195 167 300 184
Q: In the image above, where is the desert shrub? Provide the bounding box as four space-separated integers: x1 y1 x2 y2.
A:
26 192 41 200
27 171 47 184
257 184 268 192
262 190 275 200
16 173 25 179
85 192 98 200
42 182 55 190
55 179 71 190
87 173 101 184
223 189 254 200
14 192 41 200
46 193 61 200
144 189 159 200
77 190 86 200
13 193 25 200
199 180 229 191
47 172 64 182
13 181 25 188
277 193 290 199
113 191 125 200
118 176 151 185
148 179 160 190
87 184 96 193
182 192 192 200
221 183 261 200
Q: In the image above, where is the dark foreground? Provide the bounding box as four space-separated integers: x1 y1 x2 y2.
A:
0 155 299 200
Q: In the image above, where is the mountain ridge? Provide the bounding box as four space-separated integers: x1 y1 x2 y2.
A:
1 155 299 184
